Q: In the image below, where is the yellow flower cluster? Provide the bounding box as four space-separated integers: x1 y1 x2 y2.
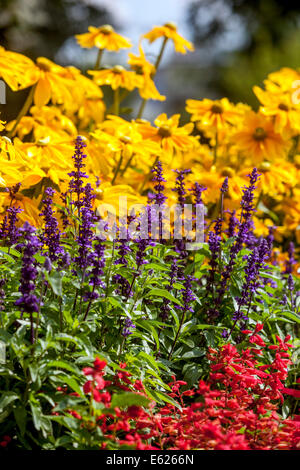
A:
0 23 300 250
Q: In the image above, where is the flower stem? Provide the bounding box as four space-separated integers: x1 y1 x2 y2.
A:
111 151 123 184
168 308 186 360
95 49 104 69
8 84 36 138
137 37 168 119
120 152 135 177
113 87 120 116
213 127 218 165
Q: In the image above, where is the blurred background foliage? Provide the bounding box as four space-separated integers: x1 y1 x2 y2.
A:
1 0 300 119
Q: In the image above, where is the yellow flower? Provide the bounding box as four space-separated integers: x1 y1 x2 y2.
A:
63 66 104 114
253 85 300 135
94 182 146 217
88 66 143 91
76 25 132 51
142 23 194 54
14 136 77 187
6 106 77 141
78 97 106 130
277 188 300 243
0 189 41 227
255 160 297 197
264 67 300 93
0 47 36 91
128 46 165 101
137 113 198 159
233 111 290 161
0 135 27 164
14 57 78 109
186 98 243 128
91 116 160 174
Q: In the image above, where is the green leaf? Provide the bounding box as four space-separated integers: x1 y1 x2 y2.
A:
110 392 150 409
144 263 169 272
138 351 159 370
136 320 160 350
276 310 300 324
146 288 183 306
146 389 181 409
14 405 27 436
0 247 21 259
56 375 84 398
49 415 79 432
181 348 206 359
46 360 81 375
45 271 63 297
30 400 42 431
0 391 19 411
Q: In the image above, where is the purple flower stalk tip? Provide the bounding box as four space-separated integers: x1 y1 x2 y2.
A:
40 187 64 262
152 160 167 206
122 317 136 337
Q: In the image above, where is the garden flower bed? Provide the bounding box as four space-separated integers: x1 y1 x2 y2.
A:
0 23 299 451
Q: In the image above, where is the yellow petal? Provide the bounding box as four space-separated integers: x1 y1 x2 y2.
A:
34 76 51 107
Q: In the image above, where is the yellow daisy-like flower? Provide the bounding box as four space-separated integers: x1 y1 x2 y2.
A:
137 113 198 159
0 190 41 227
186 98 243 129
254 160 297 197
88 66 143 91
277 188 300 244
76 25 132 51
0 47 36 91
14 136 76 187
142 23 194 54
6 106 77 141
92 116 160 161
64 65 104 114
253 85 300 135
16 57 77 109
128 46 165 101
264 67 300 93
93 181 146 217
78 97 106 130
233 111 290 161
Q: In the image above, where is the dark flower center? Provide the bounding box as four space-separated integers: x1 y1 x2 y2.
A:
99 25 114 35
253 127 267 141
158 125 172 137
278 103 289 111
221 167 234 177
164 22 177 30
211 104 223 114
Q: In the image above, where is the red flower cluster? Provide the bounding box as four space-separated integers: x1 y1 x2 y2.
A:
66 329 299 450
0 435 11 448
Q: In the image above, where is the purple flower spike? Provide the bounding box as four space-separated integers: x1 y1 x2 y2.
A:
40 187 65 262
122 317 136 337
15 222 42 343
220 177 229 194
152 160 167 206
172 169 191 208
68 136 89 213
